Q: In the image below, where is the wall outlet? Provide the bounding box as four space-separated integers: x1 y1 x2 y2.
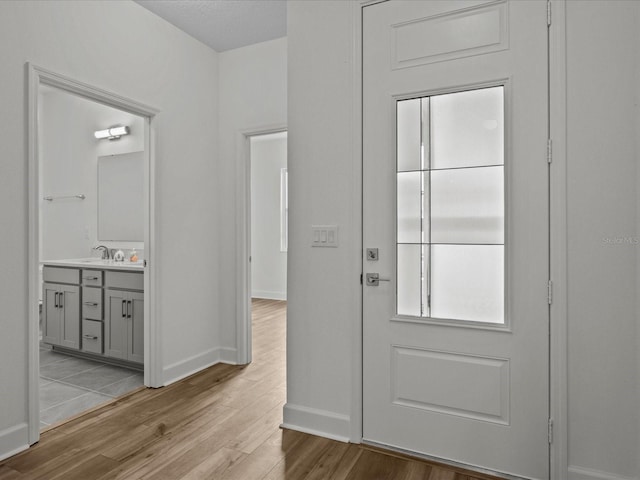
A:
311 225 338 247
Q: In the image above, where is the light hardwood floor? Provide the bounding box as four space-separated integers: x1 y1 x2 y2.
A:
1 299 503 480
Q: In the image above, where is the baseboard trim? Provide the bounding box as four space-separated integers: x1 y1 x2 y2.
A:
252 290 287 301
569 466 638 480
218 347 239 365
162 347 235 385
0 423 29 462
281 403 351 443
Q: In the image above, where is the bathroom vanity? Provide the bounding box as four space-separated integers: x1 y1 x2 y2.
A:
42 259 144 367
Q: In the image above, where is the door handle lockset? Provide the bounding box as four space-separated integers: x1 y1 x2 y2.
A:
366 248 379 261
366 273 391 286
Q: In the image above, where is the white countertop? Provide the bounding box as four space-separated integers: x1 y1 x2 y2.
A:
42 258 144 271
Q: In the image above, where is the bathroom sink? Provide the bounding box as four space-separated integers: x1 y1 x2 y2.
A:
42 258 144 270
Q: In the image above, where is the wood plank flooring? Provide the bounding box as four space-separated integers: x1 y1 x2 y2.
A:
1 298 504 480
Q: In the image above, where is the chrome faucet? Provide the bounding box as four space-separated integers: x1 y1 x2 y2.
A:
94 245 110 259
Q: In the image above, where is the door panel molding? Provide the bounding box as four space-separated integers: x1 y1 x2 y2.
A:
391 0 509 69
392 345 510 424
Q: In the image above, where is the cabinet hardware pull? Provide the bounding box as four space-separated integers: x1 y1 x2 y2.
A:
83 276 99 281
127 300 132 318
83 302 99 306
59 292 64 308
54 292 59 308
83 334 98 340
122 300 126 318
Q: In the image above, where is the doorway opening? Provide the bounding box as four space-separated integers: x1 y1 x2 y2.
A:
237 129 287 365
249 131 288 356
27 65 159 445
250 132 288 302
38 84 145 430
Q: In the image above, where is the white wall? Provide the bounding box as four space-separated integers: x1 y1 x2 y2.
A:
566 2 640 479
40 87 144 262
284 0 359 440
217 37 287 352
251 133 287 300
285 1 640 478
0 0 219 459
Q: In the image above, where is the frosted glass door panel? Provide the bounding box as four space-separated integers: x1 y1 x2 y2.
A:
430 245 504 323
397 172 427 244
431 166 504 244
397 99 422 172
395 86 505 323
431 87 503 170
397 244 423 317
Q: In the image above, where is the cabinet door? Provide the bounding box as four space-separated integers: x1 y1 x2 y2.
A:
43 283 61 345
128 292 144 364
105 290 127 360
59 285 80 349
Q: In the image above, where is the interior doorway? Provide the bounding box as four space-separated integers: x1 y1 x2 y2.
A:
37 84 146 430
250 132 288 302
237 128 287 364
27 65 159 445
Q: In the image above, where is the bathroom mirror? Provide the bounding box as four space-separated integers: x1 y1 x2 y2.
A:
98 152 144 241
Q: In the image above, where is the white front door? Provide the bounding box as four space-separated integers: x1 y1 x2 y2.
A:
362 1 549 478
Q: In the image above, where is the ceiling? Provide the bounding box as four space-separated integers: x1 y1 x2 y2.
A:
134 0 287 53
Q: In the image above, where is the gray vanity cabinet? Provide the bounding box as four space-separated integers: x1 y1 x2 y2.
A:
104 272 144 364
42 267 81 349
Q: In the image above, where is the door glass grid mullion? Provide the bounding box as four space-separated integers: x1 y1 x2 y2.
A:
422 97 431 317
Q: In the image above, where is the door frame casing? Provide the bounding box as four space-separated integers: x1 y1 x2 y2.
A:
26 63 161 445
354 1 569 478
548 1 569 478
235 124 287 365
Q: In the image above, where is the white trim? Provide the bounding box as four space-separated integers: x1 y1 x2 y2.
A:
351 0 364 444
282 404 351 443
568 466 639 480
217 347 239 365
162 347 236 385
235 124 287 366
0 424 29 462
26 64 161 448
26 62 41 448
252 291 287 301
144 110 163 389
548 2 568 479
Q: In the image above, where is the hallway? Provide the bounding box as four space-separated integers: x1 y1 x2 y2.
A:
1 299 500 479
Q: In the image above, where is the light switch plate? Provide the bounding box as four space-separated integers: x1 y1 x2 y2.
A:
311 225 338 247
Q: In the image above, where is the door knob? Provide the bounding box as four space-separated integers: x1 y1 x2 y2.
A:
366 273 391 286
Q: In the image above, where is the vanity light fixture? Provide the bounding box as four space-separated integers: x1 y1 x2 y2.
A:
94 125 130 140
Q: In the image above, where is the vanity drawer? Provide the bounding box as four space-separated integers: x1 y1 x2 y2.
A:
43 266 79 285
82 319 103 354
82 269 103 287
105 271 144 291
82 287 103 320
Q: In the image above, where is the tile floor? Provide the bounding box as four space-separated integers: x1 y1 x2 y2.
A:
39 345 144 429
